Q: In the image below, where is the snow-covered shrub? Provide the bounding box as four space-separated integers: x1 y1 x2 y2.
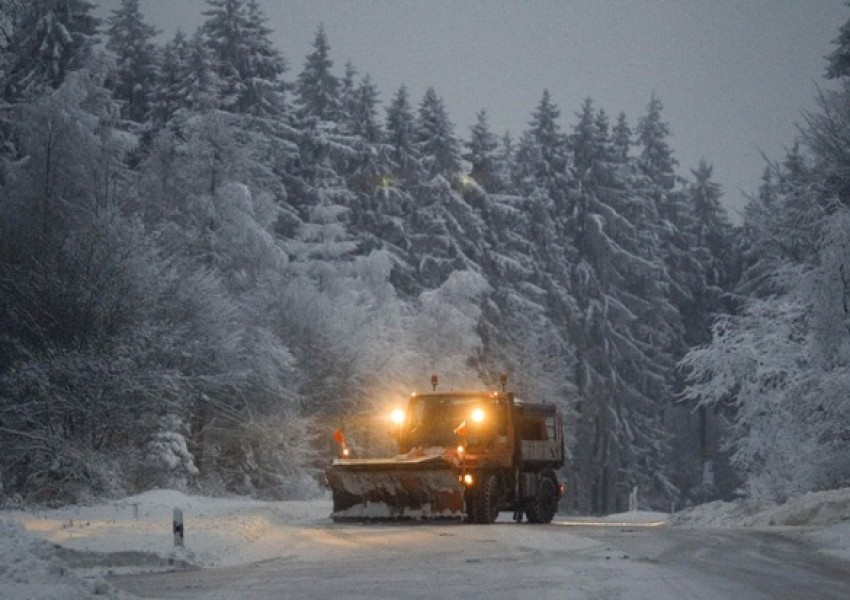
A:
135 416 199 491
204 411 322 500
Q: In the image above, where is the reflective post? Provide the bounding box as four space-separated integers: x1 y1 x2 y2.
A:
173 507 184 547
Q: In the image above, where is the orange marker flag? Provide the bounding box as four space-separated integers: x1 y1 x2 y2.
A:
332 428 345 445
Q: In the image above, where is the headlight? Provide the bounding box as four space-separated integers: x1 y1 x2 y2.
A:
390 409 405 425
462 473 474 486
471 408 485 423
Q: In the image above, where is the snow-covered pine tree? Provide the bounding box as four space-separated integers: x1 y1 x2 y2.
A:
105 0 159 123
151 30 189 126
528 89 569 185
287 25 355 264
612 111 632 162
521 90 575 321
394 87 489 292
344 73 408 261
295 23 340 122
636 92 677 193
351 75 382 143
162 29 222 116
471 138 576 418
634 93 692 352
201 0 287 116
565 97 679 513
339 60 358 129
415 87 461 179
464 109 501 192
825 6 850 80
383 85 424 204
492 131 516 194
1 0 100 102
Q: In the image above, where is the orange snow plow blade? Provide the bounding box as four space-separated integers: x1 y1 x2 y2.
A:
326 454 465 521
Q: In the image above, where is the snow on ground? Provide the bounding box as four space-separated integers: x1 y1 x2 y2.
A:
2 487 850 598
556 510 670 527
9 489 333 572
672 486 850 561
0 516 127 599
2 489 334 598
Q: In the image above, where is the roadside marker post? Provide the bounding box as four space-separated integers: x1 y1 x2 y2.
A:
173 508 184 547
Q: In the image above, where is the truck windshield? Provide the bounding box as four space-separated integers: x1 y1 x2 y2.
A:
404 394 505 448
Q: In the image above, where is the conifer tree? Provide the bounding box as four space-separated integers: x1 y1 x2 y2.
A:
339 60 358 127
569 97 602 177
528 89 568 178
1 0 100 101
689 161 731 258
637 92 677 193
385 84 420 181
612 111 632 162
493 131 516 193
176 29 222 114
566 97 679 513
415 87 461 178
464 109 500 191
295 24 340 121
201 0 287 115
105 0 159 123
351 75 382 143
826 6 850 79
152 30 188 125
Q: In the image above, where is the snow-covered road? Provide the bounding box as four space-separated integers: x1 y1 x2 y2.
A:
110 518 850 600
4 489 850 599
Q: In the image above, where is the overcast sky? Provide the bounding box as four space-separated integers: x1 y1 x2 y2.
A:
96 0 847 220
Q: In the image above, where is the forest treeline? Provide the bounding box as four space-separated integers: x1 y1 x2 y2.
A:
1 0 848 512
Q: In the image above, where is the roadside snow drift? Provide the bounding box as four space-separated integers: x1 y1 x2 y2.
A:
0 517 122 599
673 487 850 561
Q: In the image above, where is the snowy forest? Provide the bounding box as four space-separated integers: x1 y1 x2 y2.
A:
1 0 848 515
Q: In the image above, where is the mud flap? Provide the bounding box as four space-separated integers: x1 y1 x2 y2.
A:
326 457 465 521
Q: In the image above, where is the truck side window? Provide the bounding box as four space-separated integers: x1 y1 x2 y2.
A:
544 416 556 441
520 418 545 441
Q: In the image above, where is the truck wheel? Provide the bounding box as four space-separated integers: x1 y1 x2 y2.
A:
474 473 499 524
525 476 558 524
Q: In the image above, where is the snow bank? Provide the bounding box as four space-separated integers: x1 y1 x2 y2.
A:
12 489 332 572
0 517 124 599
672 487 850 562
672 487 850 528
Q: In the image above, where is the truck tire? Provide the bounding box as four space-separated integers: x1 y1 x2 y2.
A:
474 473 499 524
525 475 558 524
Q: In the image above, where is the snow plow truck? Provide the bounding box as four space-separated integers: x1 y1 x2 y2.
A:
325 376 565 524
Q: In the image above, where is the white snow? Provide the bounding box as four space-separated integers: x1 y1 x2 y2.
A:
8 489 332 572
673 486 850 560
0 517 125 599
556 510 670 527
2 487 849 598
